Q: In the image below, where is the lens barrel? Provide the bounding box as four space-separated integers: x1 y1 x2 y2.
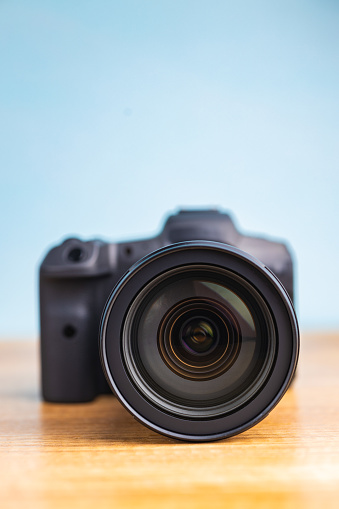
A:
100 241 299 442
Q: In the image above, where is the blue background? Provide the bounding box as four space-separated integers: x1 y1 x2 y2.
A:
1 0 338 337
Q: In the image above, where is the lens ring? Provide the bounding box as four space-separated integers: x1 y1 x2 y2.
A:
158 298 242 381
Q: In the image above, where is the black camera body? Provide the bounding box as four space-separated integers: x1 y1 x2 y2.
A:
40 209 298 441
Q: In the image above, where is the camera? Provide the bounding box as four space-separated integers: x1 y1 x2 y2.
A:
40 209 299 441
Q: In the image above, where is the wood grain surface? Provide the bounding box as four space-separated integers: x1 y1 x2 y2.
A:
0 332 339 509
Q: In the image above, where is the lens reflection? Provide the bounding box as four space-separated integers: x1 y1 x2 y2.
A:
181 318 215 354
158 298 241 381
122 265 276 419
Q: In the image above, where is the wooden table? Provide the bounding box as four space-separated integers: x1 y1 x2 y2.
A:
0 333 338 509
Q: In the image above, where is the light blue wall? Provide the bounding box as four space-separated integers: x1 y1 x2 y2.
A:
1 1 338 336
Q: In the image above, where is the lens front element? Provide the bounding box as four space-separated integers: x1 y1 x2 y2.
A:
122 265 276 419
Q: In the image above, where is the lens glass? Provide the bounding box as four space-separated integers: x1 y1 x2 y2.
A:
122 265 276 419
182 318 215 353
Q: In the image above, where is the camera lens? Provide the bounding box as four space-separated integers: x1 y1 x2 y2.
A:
100 242 299 442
